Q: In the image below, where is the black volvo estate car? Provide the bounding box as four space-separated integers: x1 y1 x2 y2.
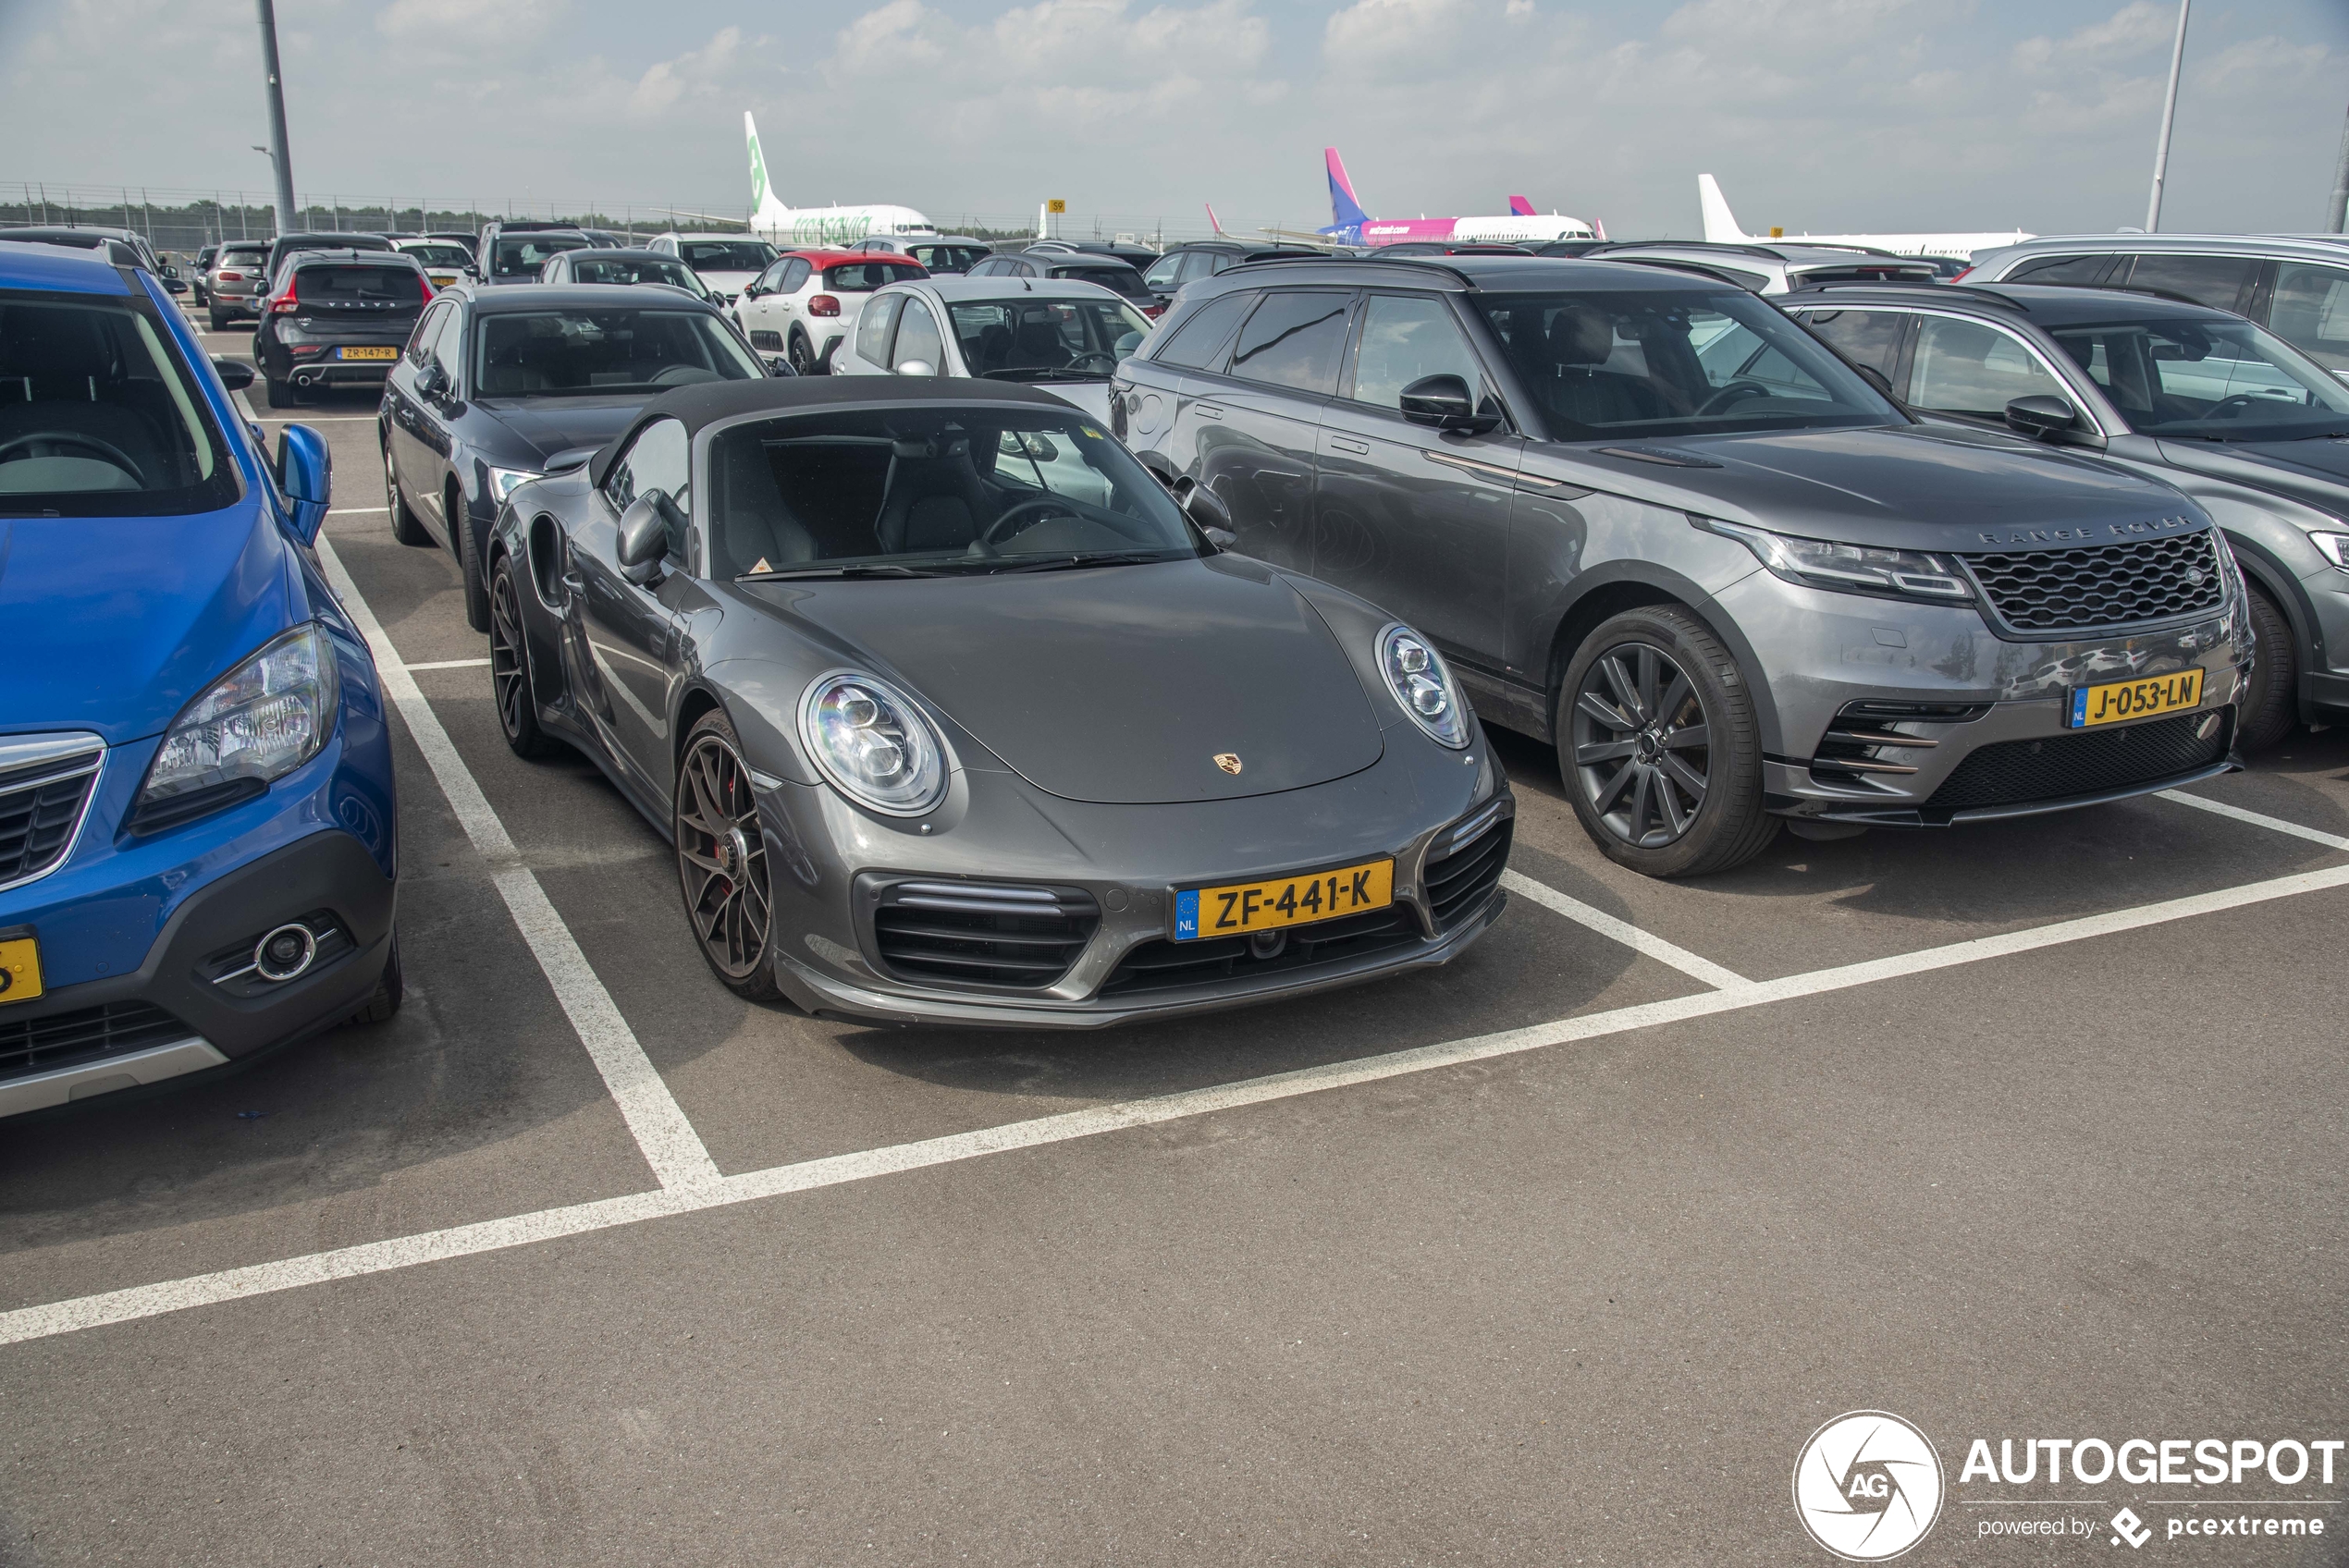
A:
1113 256 2246 877
380 280 774 630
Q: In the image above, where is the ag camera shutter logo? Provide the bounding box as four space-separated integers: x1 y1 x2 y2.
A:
1793 1411 1945 1561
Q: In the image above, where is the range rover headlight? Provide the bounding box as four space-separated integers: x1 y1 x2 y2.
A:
1697 517 1974 602
798 670 947 815
1379 624 1472 749
137 623 339 821
2309 532 2349 571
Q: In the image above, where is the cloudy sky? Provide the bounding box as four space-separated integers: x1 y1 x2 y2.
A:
3 0 2343 239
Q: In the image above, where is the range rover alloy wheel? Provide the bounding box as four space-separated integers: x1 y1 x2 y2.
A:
675 710 783 1000
1558 606 1777 878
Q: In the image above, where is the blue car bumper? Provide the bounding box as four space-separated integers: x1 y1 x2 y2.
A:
1 656 399 1117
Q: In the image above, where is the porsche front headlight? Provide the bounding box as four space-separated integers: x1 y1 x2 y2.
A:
798 670 947 815
1379 624 1472 749
137 623 339 822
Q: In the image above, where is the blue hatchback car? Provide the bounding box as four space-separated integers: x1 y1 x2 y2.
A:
0 239 400 1118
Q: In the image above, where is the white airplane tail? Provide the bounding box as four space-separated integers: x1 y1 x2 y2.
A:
745 111 780 227
1698 174 1747 244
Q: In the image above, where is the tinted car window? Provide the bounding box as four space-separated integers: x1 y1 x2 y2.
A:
1143 254 1183 290
400 243 473 269
2003 254 2111 285
679 240 779 272
1906 317 2068 420
854 294 904 365
2268 262 2349 374
407 300 451 366
908 244 988 274
473 308 763 396
1228 291 1352 395
293 263 427 305
1056 264 1147 300
492 234 589 276
1151 291 1254 370
0 295 237 514
706 406 1194 578
777 258 813 293
892 298 945 372
1351 294 1484 409
2122 253 2256 312
824 263 925 292
949 298 1150 379
570 255 704 294
1800 309 1909 378
2048 316 2349 440
1477 288 1894 441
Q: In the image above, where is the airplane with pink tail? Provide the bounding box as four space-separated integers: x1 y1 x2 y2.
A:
1254 148 1599 250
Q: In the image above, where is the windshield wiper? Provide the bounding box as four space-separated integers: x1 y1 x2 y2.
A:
740 562 938 581
987 550 1187 574
978 367 1109 382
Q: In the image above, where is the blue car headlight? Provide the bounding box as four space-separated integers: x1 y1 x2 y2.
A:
1379 623 1472 749
136 623 339 825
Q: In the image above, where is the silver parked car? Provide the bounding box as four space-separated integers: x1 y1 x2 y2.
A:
1584 240 1938 296
1787 279 2349 749
202 240 274 328
1113 256 2248 876
831 275 1152 426
1962 233 2349 382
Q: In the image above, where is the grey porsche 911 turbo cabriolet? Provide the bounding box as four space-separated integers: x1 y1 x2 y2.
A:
486 378 1513 1027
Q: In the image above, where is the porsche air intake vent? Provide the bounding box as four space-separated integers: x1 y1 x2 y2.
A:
871 880 1099 989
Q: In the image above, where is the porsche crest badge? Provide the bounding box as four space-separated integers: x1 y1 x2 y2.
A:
1213 753 1243 776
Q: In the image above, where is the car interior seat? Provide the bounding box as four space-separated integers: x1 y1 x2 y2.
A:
0 305 174 486
711 435 819 574
1007 315 1072 371
875 437 995 553
1535 303 1662 427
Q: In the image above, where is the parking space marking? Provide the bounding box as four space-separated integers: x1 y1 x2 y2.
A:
254 415 375 423
2158 788 2349 852
10 851 2349 1350
403 658 491 671
1499 870 1748 987
329 506 388 516
314 534 720 1192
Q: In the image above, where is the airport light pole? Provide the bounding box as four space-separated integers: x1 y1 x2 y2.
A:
253 0 298 239
2328 94 2349 234
2144 0 2189 232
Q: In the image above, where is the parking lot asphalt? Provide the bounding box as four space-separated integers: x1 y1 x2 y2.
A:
2 323 2345 1565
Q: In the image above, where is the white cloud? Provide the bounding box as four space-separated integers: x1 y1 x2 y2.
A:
376 0 564 47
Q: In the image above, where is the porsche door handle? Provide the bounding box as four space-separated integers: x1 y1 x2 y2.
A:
1193 404 1224 420
1328 437 1370 455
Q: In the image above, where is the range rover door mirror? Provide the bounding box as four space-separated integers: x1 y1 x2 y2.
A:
617 490 676 586
1398 374 1503 434
2004 394 2079 440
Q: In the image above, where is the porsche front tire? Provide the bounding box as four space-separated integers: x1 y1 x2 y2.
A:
675 709 784 1001
489 556 560 760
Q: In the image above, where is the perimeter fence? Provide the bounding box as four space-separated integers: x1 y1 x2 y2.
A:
4 183 1247 259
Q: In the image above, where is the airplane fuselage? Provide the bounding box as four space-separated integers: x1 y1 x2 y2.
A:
1760 229 2034 260
752 202 936 248
1340 213 1596 248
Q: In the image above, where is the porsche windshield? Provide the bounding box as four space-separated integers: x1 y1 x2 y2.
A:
2047 316 2349 442
473 309 763 397
947 298 1152 381
1476 288 1900 441
710 407 1197 577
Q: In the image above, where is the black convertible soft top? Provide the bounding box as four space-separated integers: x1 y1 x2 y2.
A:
589 376 1075 489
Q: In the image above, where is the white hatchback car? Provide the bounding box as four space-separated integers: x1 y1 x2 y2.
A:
830 275 1152 425
731 249 929 374
644 232 780 306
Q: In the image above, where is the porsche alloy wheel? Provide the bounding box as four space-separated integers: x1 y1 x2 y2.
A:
488 557 558 759
676 712 782 999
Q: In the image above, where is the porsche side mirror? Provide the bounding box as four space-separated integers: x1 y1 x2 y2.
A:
2005 394 2078 440
276 423 331 545
893 360 936 377
213 356 255 391
1180 481 1233 536
617 490 674 586
1399 374 1500 434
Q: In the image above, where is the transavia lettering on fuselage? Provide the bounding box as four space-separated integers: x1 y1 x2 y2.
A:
790 214 875 245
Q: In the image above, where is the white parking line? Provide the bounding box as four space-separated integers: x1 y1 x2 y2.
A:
254 415 376 423
8 852 2349 1349
403 658 491 671
314 534 719 1192
329 506 388 516
1499 870 1748 987
2158 789 2349 852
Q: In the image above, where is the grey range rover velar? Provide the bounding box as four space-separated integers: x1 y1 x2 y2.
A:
1113 256 2248 876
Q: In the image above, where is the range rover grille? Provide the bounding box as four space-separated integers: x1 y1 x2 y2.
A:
1962 532 2226 634
870 880 1098 989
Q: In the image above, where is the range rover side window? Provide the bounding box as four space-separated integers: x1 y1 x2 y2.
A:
1800 309 1909 379
2004 254 2113 285
1151 291 1254 370
1227 290 1352 396
1349 294 1484 410
1907 316 2068 421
